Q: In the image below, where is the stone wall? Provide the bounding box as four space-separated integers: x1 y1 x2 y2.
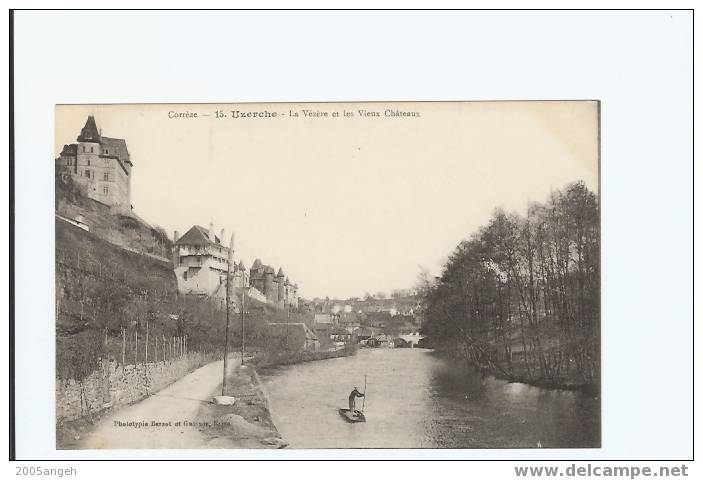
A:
56 352 218 422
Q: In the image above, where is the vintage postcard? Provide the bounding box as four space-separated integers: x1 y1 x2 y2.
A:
54 101 600 450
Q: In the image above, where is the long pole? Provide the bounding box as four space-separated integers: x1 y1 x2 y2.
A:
362 374 367 412
222 233 234 396
241 289 246 366
122 328 125 366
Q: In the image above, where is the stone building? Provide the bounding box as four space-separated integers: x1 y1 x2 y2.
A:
173 224 242 298
55 116 132 215
173 225 297 309
250 259 299 308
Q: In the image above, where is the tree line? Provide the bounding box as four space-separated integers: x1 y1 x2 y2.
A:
419 181 599 389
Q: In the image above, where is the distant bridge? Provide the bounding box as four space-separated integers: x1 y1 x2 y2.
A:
397 332 424 347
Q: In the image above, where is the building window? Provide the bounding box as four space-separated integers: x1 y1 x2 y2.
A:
103 186 109 195
103 172 109 181
105 149 109 155
197 257 201 263
87 159 90 166
90 146 94 153
84 170 90 178
82 146 85 153
183 271 188 280
66 158 72 166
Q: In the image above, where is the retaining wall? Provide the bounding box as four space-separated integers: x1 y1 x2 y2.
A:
56 352 217 422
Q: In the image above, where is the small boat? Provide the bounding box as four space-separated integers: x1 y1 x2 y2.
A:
339 408 366 423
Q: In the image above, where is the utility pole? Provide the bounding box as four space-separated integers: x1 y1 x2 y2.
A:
221 233 234 396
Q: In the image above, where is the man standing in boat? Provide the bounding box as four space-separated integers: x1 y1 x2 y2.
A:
348 386 365 414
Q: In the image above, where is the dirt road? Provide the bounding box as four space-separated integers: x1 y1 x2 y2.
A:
76 358 237 449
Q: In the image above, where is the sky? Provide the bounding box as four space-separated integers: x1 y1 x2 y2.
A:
55 101 599 299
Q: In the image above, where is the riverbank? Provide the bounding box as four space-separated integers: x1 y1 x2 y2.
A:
252 344 358 368
57 346 359 449
181 347 361 447
427 349 599 394
193 363 286 448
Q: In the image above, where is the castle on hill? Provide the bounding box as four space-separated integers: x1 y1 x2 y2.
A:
55 116 133 215
56 116 301 310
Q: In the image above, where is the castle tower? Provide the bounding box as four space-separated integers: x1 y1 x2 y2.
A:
283 277 290 305
250 259 263 292
237 259 248 288
276 268 286 303
264 266 275 301
75 116 102 192
57 115 133 215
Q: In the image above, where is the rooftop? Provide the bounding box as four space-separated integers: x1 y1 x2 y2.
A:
77 116 101 143
175 225 223 246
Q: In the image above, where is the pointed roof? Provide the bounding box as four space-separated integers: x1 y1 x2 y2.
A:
238 260 246 270
77 116 101 143
277 267 285 278
101 136 131 165
252 259 262 269
175 225 221 246
60 144 77 156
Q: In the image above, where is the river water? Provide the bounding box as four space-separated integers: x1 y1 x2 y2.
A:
259 348 599 449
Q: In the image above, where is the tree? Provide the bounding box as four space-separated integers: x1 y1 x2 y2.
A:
419 181 600 388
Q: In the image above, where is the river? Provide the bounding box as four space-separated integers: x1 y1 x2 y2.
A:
259 348 600 449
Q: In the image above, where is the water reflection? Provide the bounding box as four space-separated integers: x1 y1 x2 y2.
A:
260 348 599 449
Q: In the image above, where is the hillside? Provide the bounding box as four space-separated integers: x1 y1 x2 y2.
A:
56 217 177 332
56 218 316 381
56 173 172 261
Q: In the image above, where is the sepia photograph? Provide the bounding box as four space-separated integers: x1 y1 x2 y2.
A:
52 101 601 450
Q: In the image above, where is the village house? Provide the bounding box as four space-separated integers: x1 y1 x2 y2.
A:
329 326 352 344
336 310 361 333
313 313 333 326
353 326 376 343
